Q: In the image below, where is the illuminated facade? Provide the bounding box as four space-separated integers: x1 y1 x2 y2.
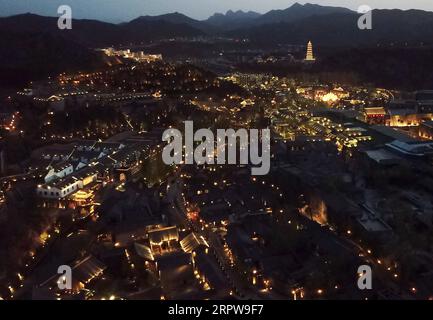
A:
305 41 316 62
363 107 387 125
419 121 433 140
148 226 179 255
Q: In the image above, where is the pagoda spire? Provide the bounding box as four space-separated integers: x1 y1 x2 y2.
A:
305 41 316 61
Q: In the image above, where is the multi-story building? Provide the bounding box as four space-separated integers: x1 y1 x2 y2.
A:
304 41 316 62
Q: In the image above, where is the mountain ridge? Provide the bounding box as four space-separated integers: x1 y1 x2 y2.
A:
253 2 354 26
3 3 433 87
4 4 433 47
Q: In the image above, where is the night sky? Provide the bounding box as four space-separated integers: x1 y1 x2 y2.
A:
0 0 432 22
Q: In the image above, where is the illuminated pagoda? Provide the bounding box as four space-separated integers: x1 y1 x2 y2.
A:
305 41 316 62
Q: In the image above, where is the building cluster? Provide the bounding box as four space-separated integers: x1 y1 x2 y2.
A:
32 130 163 210
17 85 161 112
272 107 373 151
296 86 350 105
225 73 279 90
362 90 433 128
123 224 224 298
304 116 372 150
101 48 163 63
